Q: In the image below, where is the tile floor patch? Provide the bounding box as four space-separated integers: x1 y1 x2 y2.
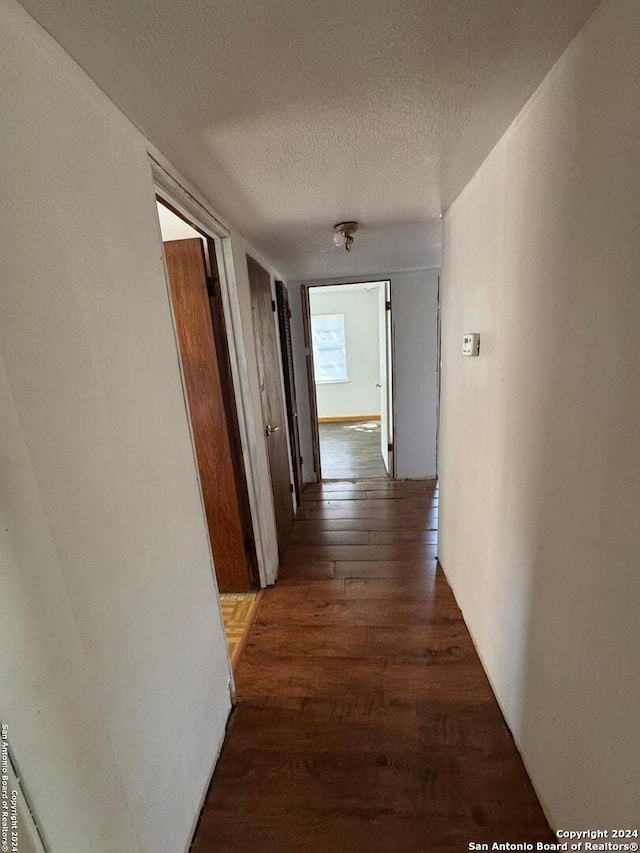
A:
219 592 260 665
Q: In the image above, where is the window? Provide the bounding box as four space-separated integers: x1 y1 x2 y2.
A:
311 313 348 383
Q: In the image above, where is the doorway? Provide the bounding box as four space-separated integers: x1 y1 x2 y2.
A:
302 281 394 481
156 200 259 594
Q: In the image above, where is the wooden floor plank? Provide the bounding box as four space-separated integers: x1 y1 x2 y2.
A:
304 479 438 492
334 559 438 578
218 697 515 754
255 596 357 628
344 575 448 598
287 528 371 545
245 622 474 660
303 507 439 522
292 516 439 531
282 543 439 563
304 498 438 511
276 560 335 579
290 524 438 543
365 491 439 501
234 655 495 703
301 492 439 505
193 479 552 852
369 528 439 543
306 500 439 512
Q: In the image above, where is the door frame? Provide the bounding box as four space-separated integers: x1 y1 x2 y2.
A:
301 279 396 482
275 280 304 504
435 273 442 477
151 157 270 586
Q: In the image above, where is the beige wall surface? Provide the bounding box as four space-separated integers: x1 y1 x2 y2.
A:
0 1 282 850
391 270 439 480
438 0 640 828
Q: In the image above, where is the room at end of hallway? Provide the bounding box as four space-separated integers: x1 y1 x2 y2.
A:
319 419 388 480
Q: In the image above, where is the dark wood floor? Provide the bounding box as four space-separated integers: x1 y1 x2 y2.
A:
194 480 552 852
319 420 388 479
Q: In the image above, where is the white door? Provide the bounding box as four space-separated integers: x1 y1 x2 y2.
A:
378 281 393 475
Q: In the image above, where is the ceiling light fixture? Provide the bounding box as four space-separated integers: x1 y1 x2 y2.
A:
333 221 358 252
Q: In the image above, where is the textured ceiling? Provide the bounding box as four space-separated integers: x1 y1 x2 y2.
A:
19 0 601 279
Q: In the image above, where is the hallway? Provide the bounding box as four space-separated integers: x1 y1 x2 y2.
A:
194 481 552 851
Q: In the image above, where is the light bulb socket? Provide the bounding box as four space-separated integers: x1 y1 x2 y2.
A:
333 221 358 252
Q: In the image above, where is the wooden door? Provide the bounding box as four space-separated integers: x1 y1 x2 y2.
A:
246 255 294 552
164 238 257 591
275 281 303 504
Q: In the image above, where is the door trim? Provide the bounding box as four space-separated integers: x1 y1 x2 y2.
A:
301 284 322 481
386 281 398 479
275 281 304 504
151 157 269 587
206 236 260 587
435 273 441 477
301 279 396 482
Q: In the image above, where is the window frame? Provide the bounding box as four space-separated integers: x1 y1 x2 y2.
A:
310 312 349 385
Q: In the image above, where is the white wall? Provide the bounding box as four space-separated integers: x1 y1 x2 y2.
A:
157 202 203 241
291 270 439 481
438 0 640 829
392 270 439 479
0 357 140 853
0 2 283 850
310 286 381 419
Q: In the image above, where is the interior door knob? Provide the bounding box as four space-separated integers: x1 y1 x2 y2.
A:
376 383 382 388
265 424 281 436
